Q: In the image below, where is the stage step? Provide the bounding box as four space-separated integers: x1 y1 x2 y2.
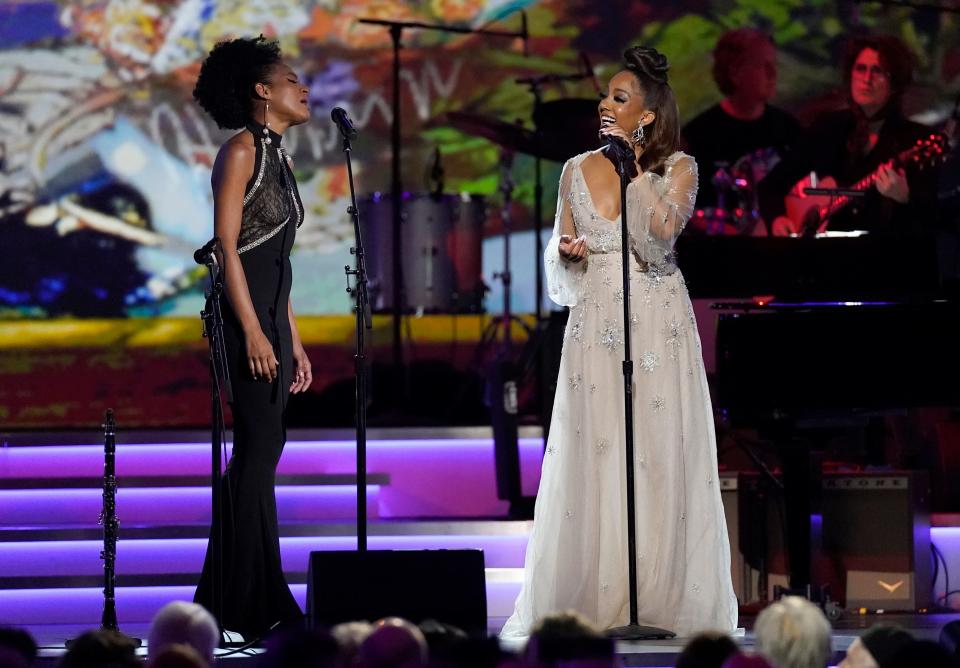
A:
0 434 545 519
0 571 526 626
0 522 532 583
0 485 383 526
0 473 390 490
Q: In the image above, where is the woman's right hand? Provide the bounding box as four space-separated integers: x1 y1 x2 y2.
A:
246 329 279 382
559 234 588 263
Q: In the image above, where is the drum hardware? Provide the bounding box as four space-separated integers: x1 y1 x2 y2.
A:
356 14 528 370
444 92 598 433
692 151 776 236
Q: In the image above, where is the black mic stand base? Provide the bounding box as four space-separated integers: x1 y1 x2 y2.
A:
606 624 676 641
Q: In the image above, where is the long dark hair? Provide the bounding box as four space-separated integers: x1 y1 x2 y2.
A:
623 46 681 175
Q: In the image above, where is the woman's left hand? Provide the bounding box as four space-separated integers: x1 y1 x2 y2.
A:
290 340 312 393
876 161 909 204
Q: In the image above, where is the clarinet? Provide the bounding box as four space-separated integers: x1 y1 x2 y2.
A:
100 409 119 631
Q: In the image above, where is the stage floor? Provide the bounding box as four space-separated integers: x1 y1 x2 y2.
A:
24 613 960 666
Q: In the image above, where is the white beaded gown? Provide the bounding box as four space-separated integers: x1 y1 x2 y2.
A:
500 149 738 638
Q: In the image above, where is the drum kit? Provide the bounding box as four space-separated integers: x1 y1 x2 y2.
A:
358 99 600 314
688 147 781 237
360 99 779 316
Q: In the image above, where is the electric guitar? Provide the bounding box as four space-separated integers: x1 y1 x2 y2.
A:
784 134 947 236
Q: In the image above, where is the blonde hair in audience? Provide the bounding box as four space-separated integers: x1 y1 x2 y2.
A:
754 597 832 668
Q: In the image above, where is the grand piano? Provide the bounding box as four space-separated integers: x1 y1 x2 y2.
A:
679 235 960 596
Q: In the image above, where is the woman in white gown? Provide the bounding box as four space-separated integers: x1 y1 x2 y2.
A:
501 46 738 638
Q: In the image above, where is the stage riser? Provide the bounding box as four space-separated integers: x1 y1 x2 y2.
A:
2 432 958 631
0 438 545 519
0 535 529 579
0 581 524 626
0 487 382 525
0 527 960 626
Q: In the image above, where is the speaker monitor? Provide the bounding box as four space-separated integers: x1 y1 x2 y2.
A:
307 550 488 634
821 472 931 611
734 470 930 609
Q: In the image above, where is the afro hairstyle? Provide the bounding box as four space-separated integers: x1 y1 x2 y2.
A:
193 36 282 130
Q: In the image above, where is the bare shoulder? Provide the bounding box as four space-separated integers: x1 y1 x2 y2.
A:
213 133 256 183
219 133 255 165
580 150 607 172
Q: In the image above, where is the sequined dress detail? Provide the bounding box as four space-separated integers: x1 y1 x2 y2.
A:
500 150 738 638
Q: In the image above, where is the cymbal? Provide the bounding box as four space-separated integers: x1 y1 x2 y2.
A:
443 99 600 163
444 111 540 155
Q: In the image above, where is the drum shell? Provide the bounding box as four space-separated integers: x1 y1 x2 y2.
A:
358 193 486 313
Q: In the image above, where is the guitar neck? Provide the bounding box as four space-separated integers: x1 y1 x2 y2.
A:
818 166 884 221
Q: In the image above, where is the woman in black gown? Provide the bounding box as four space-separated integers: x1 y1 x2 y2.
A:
191 36 312 638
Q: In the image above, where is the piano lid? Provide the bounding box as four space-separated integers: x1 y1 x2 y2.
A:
715 299 960 424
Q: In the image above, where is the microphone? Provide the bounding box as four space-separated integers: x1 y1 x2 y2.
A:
604 134 634 164
331 107 357 138
193 237 219 265
520 10 529 57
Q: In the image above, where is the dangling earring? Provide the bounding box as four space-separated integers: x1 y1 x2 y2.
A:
632 122 646 148
263 102 272 145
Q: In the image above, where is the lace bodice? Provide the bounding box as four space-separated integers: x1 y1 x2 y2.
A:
545 149 699 306
237 126 305 254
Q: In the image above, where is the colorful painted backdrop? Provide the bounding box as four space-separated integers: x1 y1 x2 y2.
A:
0 0 957 427
2 0 957 319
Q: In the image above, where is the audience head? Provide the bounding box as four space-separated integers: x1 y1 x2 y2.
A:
148 601 219 664
526 611 613 668
839 625 913 668
416 620 472 667
712 28 777 103
147 644 205 668
332 621 374 667
259 627 341 668
60 629 141 668
359 617 428 668
888 640 958 668
723 654 775 668
940 620 960 658
0 647 29 668
754 597 831 668
0 628 37 668
676 631 739 668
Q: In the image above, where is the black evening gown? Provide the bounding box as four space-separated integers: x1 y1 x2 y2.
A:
195 123 304 638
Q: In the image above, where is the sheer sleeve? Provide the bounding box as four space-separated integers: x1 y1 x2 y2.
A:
628 153 698 265
544 158 586 307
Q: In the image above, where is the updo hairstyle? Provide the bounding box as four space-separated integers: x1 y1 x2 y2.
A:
622 45 681 175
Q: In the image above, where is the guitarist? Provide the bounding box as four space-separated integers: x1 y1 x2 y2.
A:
759 34 941 236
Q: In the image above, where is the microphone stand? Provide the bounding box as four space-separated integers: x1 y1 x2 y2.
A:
515 66 594 437
198 240 231 633
336 120 374 551
605 141 675 641
355 14 527 379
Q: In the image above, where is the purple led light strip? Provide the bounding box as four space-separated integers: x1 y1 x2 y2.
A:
0 534 528 576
